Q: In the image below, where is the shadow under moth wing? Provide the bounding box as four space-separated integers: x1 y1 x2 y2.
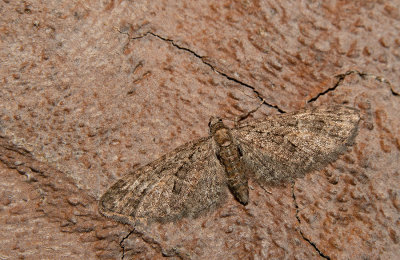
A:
99 105 360 224
99 137 227 224
232 106 360 185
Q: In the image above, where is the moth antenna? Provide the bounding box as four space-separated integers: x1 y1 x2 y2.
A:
223 98 265 124
234 98 265 127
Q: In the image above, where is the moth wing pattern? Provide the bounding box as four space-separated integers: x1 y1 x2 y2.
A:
232 106 360 184
99 137 227 224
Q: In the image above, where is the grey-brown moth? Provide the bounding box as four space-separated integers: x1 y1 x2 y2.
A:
99 105 360 224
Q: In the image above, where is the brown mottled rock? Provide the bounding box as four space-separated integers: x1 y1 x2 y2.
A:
0 0 399 259
294 73 400 259
0 136 128 259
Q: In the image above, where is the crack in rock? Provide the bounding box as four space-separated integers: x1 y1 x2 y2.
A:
119 230 134 260
121 30 399 111
291 183 330 260
308 70 399 103
115 28 286 114
119 227 186 260
113 29 400 259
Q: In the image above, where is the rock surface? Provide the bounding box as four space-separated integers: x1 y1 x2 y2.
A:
0 0 399 259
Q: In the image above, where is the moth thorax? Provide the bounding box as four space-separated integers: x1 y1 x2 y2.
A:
213 128 232 147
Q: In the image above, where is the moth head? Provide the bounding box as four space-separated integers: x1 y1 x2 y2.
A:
208 116 226 135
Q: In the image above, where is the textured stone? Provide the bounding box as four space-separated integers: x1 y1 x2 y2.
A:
294 73 400 259
0 0 399 259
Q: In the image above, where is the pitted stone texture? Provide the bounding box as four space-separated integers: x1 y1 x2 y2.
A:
0 0 399 259
0 2 264 198
0 138 128 259
111 1 400 110
294 73 400 259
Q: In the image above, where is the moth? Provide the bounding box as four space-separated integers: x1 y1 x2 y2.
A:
99 105 360 224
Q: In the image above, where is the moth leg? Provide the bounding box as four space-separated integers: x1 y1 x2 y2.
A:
259 184 273 195
237 144 243 157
